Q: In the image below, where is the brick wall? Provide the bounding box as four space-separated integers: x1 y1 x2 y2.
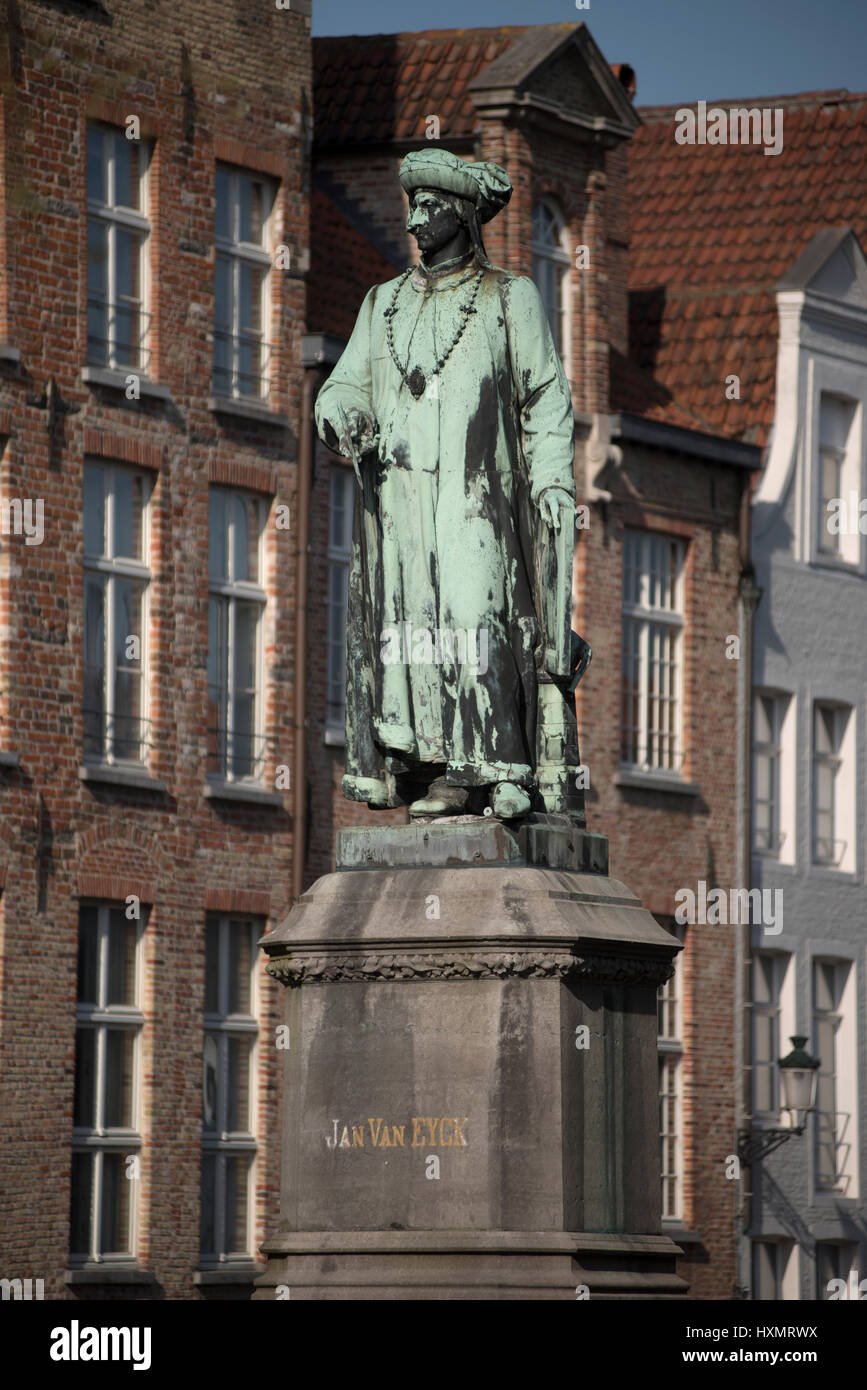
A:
0 0 311 1299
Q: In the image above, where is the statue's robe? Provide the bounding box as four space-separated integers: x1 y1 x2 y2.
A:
314 256 576 807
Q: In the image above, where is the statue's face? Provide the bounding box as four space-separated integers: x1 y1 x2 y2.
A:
406 189 462 255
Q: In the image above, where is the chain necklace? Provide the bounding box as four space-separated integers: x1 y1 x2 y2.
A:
384 266 484 399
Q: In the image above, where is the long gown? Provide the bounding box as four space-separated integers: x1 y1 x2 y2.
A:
314 253 576 807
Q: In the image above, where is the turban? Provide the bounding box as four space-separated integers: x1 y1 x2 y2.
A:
398 149 512 224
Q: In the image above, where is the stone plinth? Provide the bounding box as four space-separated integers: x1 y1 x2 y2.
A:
254 818 687 1299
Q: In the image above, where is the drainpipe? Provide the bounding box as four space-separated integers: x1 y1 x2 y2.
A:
736 468 763 1291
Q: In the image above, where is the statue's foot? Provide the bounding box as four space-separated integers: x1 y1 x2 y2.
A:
490 781 531 819
408 777 468 817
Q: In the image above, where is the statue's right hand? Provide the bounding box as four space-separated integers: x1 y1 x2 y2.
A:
341 407 379 456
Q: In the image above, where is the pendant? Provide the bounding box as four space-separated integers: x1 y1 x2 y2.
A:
408 366 426 399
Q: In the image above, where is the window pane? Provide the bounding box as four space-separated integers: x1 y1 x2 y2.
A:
84 577 106 757
114 228 142 367
754 1242 777 1299
104 1028 135 1128
215 167 232 241
113 133 141 211
200 1151 217 1254
232 601 258 777
239 176 268 245
209 490 228 582
113 579 145 759
87 220 109 365
231 494 249 582
224 1154 250 1254
100 1151 131 1255
228 921 253 1015
203 1033 219 1132
86 126 107 204
84 464 106 557
226 1034 252 1132
70 1152 94 1257
107 909 137 1006
207 596 227 776
73 1027 97 1128
205 920 220 1014
113 470 146 560
77 906 99 1005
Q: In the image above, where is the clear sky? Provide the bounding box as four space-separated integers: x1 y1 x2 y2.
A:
312 0 867 108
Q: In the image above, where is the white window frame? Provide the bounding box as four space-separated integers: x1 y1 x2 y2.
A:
83 462 152 766
207 488 267 784
811 702 851 868
70 903 145 1267
621 530 686 774
532 197 572 379
213 165 275 401
812 958 852 1193
326 465 354 739
86 123 151 372
201 916 260 1265
752 1239 796 1299
751 953 791 1117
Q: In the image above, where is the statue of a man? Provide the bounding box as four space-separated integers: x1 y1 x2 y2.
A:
315 148 581 820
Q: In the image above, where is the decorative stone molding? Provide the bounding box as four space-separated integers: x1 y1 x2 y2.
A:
265 948 674 988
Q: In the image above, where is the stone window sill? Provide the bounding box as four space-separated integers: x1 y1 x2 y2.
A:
80 763 167 792
204 780 283 807
194 1265 264 1285
207 395 288 427
0 344 20 364
615 769 700 797
65 1267 157 1286
0 750 19 768
82 365 172 400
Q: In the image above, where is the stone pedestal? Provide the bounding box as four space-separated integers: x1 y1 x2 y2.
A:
254 816 687 1299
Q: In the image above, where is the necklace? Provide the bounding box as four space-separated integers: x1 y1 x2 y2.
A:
384 267 484 398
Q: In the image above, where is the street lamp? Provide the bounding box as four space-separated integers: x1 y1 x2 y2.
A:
738 1036 821 1166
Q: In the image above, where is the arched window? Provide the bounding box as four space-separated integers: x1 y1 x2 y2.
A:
532 199 571 374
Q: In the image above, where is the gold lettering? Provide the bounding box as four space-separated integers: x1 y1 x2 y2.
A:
425 1117 440 1146
411 1117 426 1147
440 1118 452 1146
338 1125 351 1148
379 1125 392 1147
452 1117 468 1147
368 1117 384 1146
391 1125 406 1147
351 1125 365 1148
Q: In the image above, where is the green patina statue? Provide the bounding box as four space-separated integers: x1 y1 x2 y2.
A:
315 148 590 821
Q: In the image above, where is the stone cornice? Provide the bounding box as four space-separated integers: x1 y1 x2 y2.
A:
265 947 674 987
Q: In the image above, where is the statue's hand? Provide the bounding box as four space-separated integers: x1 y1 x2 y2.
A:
538 486 575 533
339 406 379 458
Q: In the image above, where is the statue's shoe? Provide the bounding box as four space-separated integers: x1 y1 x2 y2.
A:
490 781 531 818
408 777 468 817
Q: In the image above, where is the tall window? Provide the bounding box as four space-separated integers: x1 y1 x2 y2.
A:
621 531 685 772
71 904 144 1264
201 917 259 1264
532 199 570 363
813 959 851 1191
86 125 150 372
657 922 685 1221
812 703 848 865
753 694 786 854
752 1240 793 1299
207 489 267 782
817 393 856 558
213 166 275 399
83 463 151 763
752 954 787 1114
327 467 354 733
816 1242 855 1300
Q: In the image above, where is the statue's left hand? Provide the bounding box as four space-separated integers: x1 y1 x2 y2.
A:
538 486 575 532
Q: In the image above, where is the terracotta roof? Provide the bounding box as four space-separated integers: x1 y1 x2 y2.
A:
627 91 867 448
307 185 397 339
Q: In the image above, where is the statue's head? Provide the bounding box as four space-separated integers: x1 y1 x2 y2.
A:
399 149 512 270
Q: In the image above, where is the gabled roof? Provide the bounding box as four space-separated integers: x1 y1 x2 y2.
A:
776 224 867 304
627 91 867 448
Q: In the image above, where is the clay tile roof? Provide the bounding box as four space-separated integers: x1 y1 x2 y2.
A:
628 91 867 447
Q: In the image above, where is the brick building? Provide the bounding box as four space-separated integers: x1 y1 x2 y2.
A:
0 0 311 1298
305 22 760 1297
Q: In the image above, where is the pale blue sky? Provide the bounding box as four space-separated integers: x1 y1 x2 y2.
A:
312 0 867 108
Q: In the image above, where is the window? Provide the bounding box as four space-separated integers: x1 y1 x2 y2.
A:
752 1240 794 1299
71 904 144 1264
83 463 151 763
213 166 275 399
813 959 852 1191
86 124 150 371
816 393 856 559
816 1242 855 1300
207 489 267 782
657 922 685 1221
532 199 570 367
327 467 354 732
812 703 850 866
752 954 788 1114
753 694 784 853
621 531 685 772
201 917 259 1263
